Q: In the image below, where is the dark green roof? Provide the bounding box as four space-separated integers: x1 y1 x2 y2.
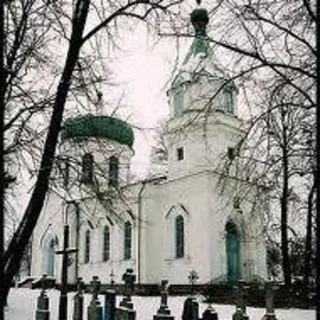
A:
62 115 134 148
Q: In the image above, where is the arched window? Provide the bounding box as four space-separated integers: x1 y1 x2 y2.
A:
175 215 184 258
103 226 110 262
84 230 90 263
226 222 240 283
109 156 119 187
225 89 234 114
47 239 56 276
82 153 93 184
124 221 132 260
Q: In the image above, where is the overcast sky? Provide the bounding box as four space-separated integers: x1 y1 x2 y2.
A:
108 24 190 177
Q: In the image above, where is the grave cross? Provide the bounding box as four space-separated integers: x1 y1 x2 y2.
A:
36 274 50 320
91 276 101 301
77 277 85 293
122 268 136 300
40 274 48 293
157 280 171 315
238 280 249 315
73 277 85 320
110 270 115 286
120 269 136 310
262 281 278 320
160 280 169 308
56 224 77 320
88 276 103 320
154 280 174 320
233 280 249 320
188 270 199 296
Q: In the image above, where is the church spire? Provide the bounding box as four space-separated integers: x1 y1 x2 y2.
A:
190 0 209 37
182 1 210 65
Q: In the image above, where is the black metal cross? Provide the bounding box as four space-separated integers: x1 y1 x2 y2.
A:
90 276 101 301
188 270 199 295
39 274 48 294
55 224 77 320
160 280 169 307
122 268 136 299
110 269 115 286
76 277 85 295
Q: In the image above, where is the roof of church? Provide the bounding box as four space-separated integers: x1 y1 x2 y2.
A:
183 6 210 65
173 3 226 85
61 115 134 148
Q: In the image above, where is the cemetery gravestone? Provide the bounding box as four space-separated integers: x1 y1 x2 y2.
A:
104 289 116 320
201 284 218 320
35 274 50 320
261 282 278 320
115 269 136 320
73 277 85 320
201 305 218 320
110 270 115 287
88 276 103 320
188 271 199 296
153 280 174 320
232 280 249 320
182 298 199 320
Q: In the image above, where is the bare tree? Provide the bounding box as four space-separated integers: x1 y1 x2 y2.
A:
0 0 182 317
187 0 316 290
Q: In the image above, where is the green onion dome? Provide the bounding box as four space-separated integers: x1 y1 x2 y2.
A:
62 115 134 148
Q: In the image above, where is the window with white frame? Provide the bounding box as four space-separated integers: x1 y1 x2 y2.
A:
109 156 119 187
165 205 189 260
81 153 94 184
225 89 234 114
124 221 132 260
84 230 90 263
175 215 184 258
103 225 110 262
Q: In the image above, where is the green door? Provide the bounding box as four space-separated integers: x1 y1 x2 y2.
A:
226 223 240 283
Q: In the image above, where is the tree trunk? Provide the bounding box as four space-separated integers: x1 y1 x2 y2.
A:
1 0 90 306
0 0 6 318
281 108 291 288
304 183 315 288
316 2 320 319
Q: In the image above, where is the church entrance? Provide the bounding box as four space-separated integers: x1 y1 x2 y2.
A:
226 222 240 283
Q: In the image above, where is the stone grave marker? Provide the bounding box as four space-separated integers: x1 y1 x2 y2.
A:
232 280 249 320
153 280 174 320
88 276 103 320
188 271 199 296
182 297 199 320
115 269 136 320
73 277 84 320
261 281 278 320
104 289 116 320
201 284 218 320
35 274 50 320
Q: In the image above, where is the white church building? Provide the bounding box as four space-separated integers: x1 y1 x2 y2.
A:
31 5 267 286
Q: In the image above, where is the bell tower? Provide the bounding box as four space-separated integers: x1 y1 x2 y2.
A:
165 2 243 180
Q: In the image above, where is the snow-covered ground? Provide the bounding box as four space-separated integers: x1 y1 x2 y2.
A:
5 288 315 320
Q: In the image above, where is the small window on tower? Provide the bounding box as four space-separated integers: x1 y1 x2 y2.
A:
81 153 94 184
177 147 184 161
225 89 234 114
227 147 235 160
109 156 119 188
